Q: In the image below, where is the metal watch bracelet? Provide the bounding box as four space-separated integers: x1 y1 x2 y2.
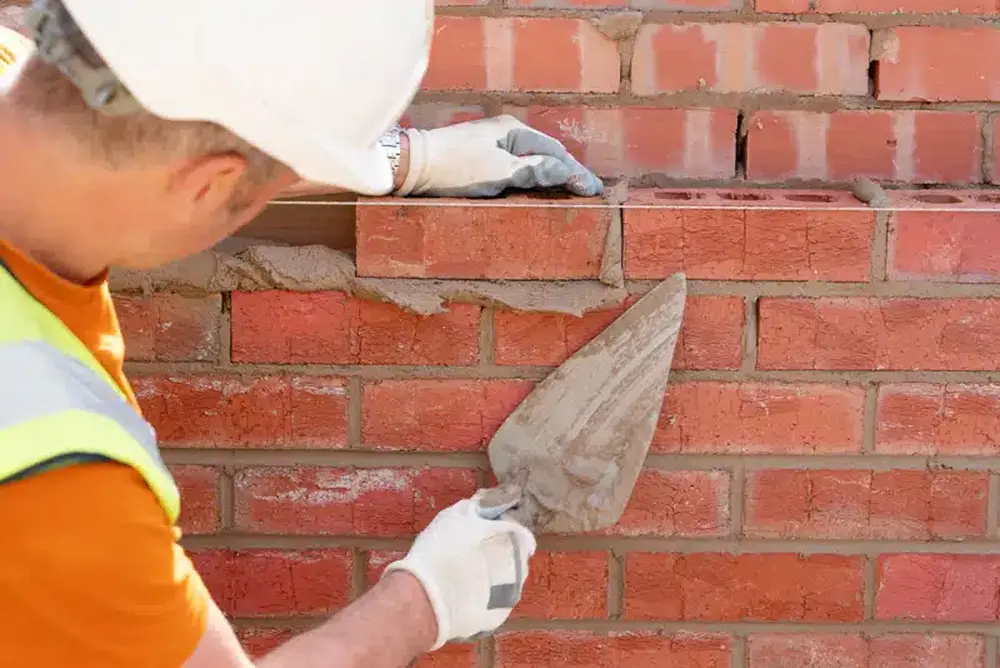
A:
378 125 403 178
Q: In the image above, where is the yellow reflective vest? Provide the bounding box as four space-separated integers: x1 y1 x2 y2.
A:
0 260 180 522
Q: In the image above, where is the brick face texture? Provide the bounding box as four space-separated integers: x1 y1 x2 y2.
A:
98 0 1000 660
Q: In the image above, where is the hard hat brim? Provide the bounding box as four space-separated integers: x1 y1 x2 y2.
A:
60 0 425 196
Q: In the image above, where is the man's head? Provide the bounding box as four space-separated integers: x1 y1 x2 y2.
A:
4 39 296 268
0 0 432 275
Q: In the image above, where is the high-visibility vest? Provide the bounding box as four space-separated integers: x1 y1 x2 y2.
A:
0 260 180 522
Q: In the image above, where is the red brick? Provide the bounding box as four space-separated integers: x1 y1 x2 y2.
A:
625 189 875 281
356 196 611 279
877 384 1000 455
361 380 534 451
749 634 867 668
509 0 738 6
610 470 729 537
748 634 986 668
412 644 478 668
493 295 743 370
870 635 987 668
116 294 221 362
745 470 989 540
887 191 1000 281
423 17 619 93
876 554 1000 621
233 466 477 536
767 0 997 11
632 23 868 95
516 551 608 619
170 465 220 534
654 382 866 454
747 110 982 184
626 553 864 621
237 627 296 659
190 549 352 617
504 106 736 179
134 375 348 448
875 28 1000 102
758 298 1000 370
231 291 479 365
673 296 746 370
371 550 609 620
400 103 487 129
755 0 810 10
495 631 731 668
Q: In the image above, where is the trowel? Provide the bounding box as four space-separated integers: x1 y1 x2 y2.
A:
478 272 687 534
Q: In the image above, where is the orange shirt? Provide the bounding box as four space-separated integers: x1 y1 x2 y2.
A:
0 241 209 666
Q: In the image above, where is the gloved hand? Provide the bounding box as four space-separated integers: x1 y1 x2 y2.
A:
395 115 604 198
382 488 536 651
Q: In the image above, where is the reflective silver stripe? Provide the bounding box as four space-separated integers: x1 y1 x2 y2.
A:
0 339 168 474
486 531 525 610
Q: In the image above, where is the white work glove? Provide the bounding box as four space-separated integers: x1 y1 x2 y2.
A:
395 115 604 198
382 488 536 651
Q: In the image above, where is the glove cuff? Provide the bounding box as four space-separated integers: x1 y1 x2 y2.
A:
393 128 428 197
382 557 450 651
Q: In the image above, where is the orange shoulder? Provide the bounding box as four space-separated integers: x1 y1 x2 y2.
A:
0 461 210 667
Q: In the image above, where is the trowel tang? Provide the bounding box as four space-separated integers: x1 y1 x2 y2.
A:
475 484 531 524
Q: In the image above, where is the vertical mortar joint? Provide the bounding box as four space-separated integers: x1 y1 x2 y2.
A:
735 111 748 180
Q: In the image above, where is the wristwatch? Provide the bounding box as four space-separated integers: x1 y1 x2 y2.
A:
378 125 402 177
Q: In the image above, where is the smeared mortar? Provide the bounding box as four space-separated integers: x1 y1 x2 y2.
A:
109 238 628 317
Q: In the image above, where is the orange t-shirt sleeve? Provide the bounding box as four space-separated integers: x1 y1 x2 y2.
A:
0 461 210 667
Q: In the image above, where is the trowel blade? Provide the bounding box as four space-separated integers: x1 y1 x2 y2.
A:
485 273 686 534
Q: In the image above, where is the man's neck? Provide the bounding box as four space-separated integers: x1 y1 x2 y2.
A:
0 103 115 284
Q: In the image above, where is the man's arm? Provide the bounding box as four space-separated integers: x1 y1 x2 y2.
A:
277 129 410 199
184 491 535 668
276 115 604 200
184 571 435 668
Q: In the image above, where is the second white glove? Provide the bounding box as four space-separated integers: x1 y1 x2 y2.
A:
382 489 536 650
395 115 604 198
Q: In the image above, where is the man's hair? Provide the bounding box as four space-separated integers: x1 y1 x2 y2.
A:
6 6 289 204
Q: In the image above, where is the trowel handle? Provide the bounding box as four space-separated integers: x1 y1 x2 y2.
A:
475 484 528 525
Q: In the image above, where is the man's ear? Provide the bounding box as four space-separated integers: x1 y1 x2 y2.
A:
166 152 249 219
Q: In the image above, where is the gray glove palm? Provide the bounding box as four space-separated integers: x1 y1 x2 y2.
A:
395 115 604 198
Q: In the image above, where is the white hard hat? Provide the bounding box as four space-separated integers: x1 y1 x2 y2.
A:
32 0 434 195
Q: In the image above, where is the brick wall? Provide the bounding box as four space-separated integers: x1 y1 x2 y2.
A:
114 187 1000 666
401 2 1000 187
5 0 998 663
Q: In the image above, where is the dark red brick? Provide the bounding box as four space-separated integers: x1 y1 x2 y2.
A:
116 294 221 362
625 553 865 621
233 466 477 536
231 291 480 365
135 375 348 448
